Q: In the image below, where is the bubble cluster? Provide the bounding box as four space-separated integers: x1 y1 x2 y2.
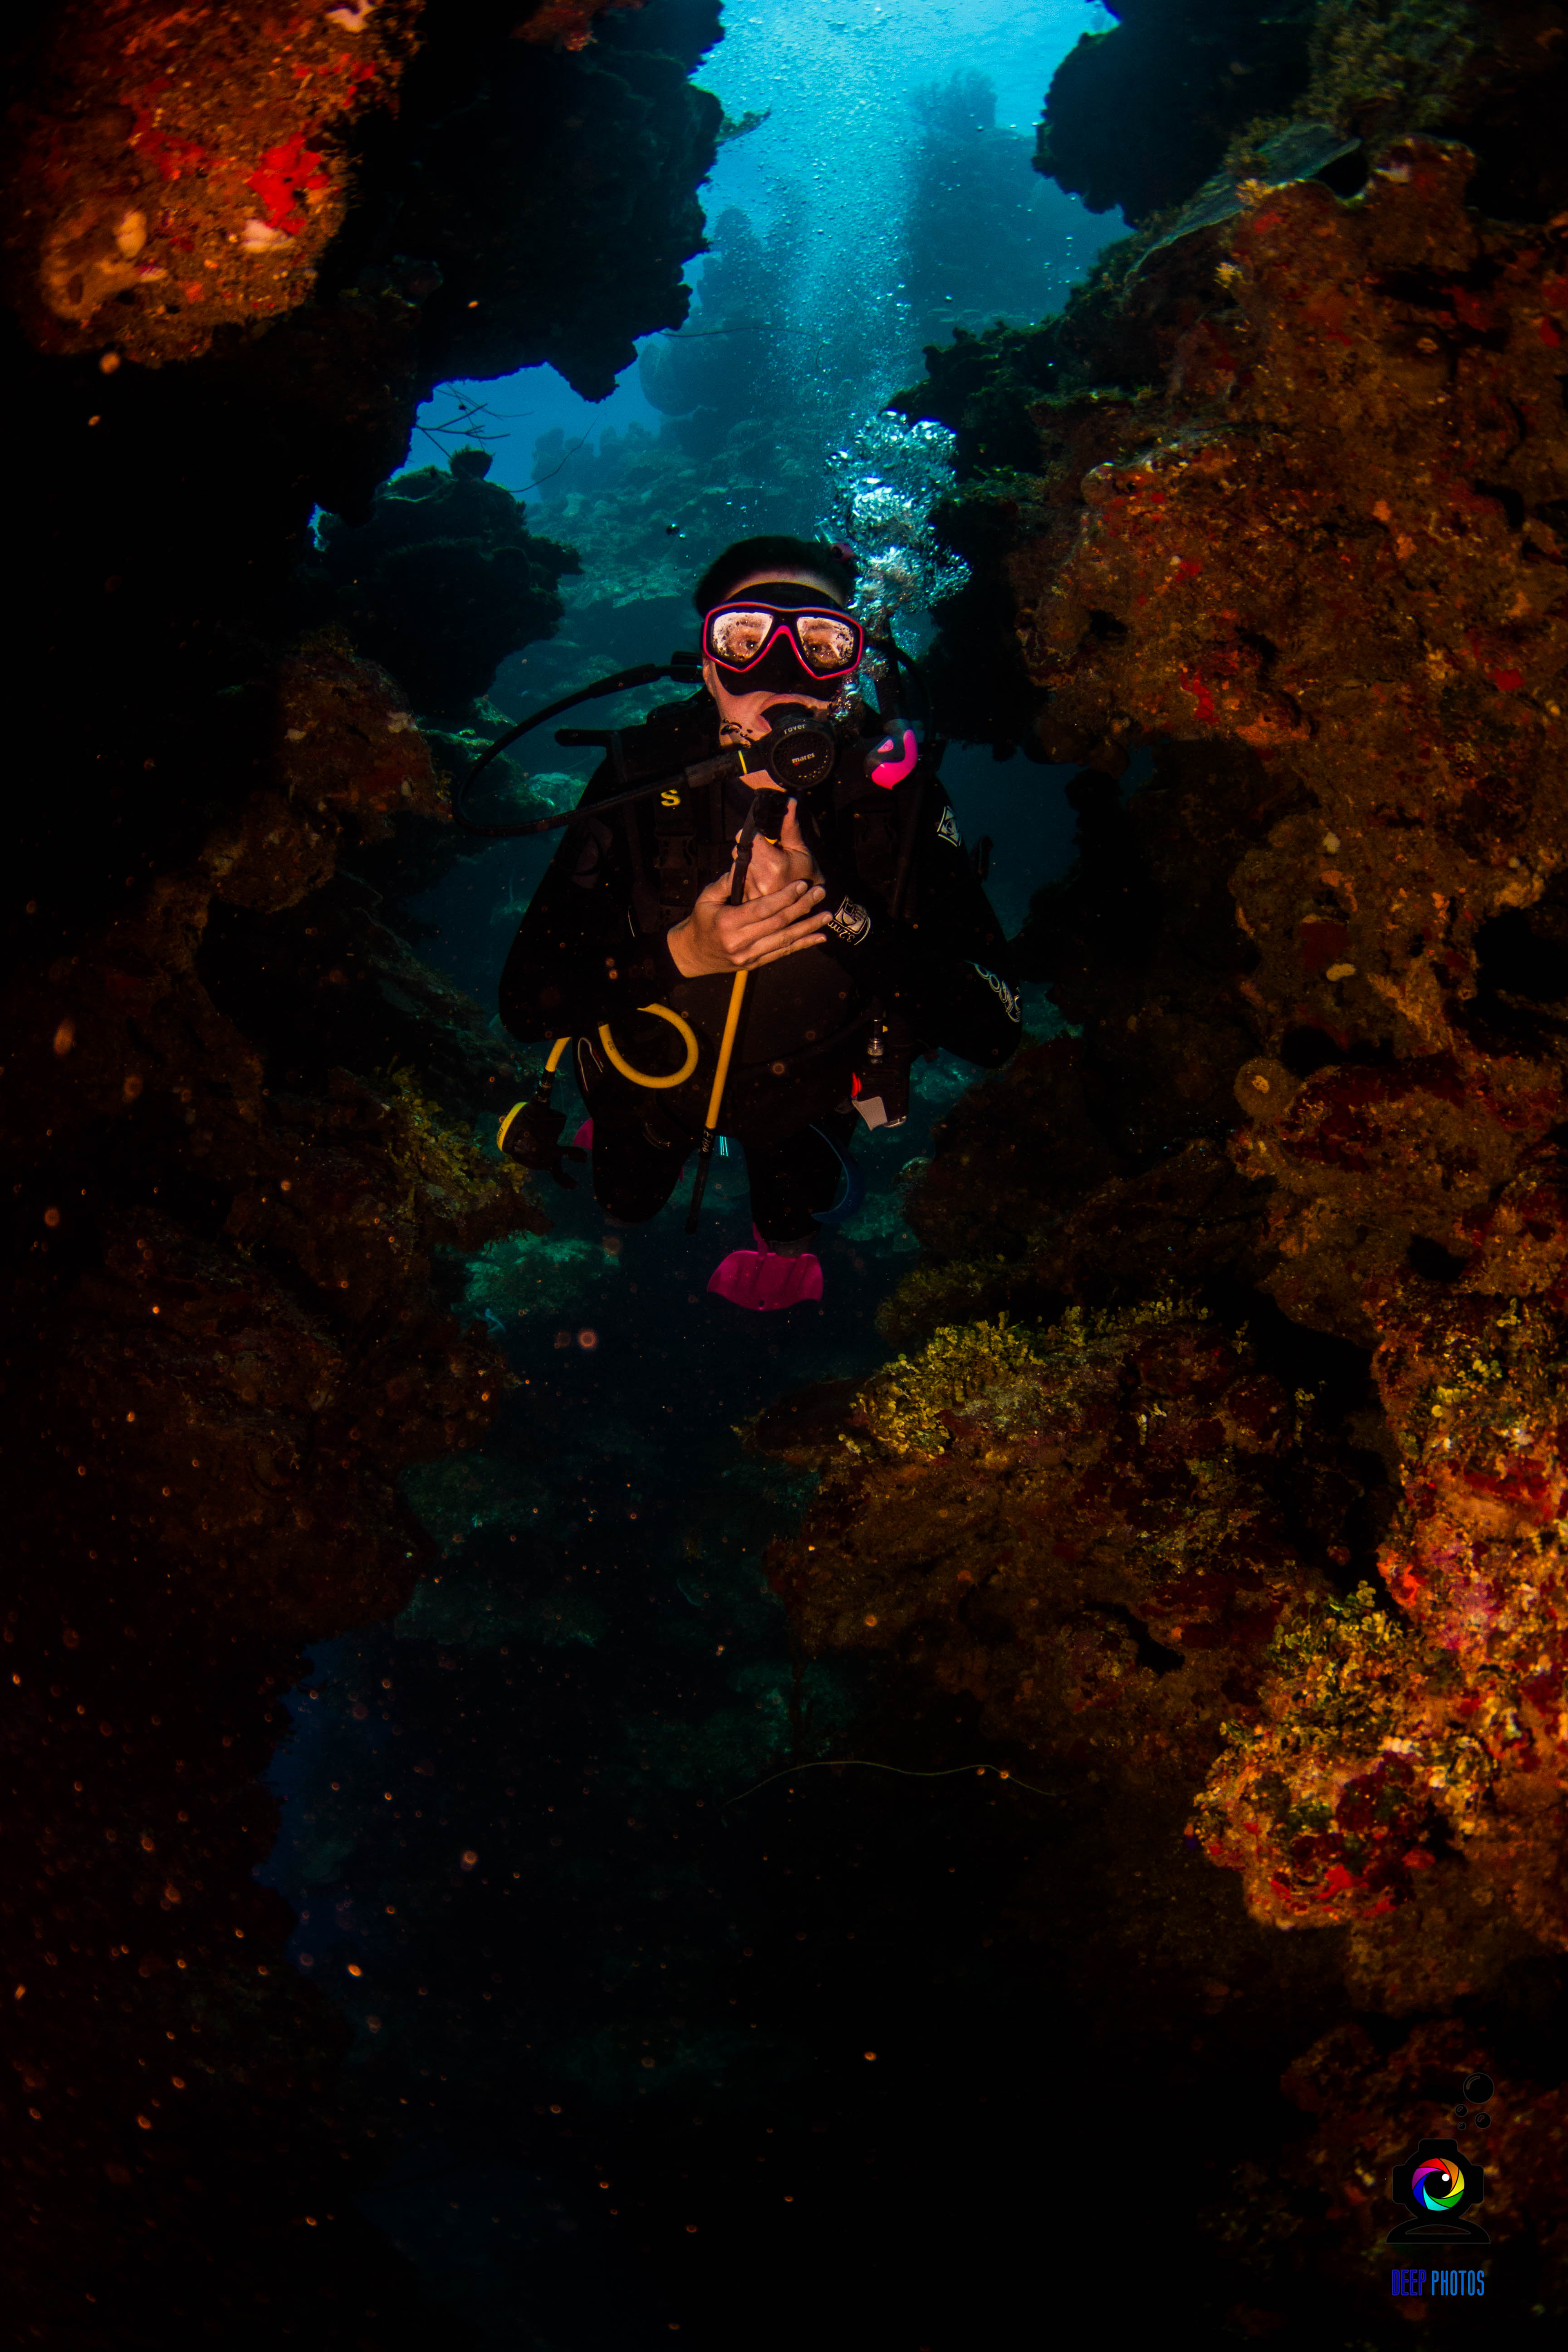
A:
822 412 970 634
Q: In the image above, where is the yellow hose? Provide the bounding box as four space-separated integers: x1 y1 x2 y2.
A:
702 971 748 1130
499 1033 573 1152
499 1007 700 1155
595 1003 700 1090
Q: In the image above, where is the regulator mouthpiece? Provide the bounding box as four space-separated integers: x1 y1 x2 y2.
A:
754 704 838 791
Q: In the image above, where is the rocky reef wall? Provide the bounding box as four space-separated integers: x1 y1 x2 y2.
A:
764 3 1568 2323
0 1 719 2340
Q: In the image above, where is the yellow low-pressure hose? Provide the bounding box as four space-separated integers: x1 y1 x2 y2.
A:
499 1008 700 1156
594 1004 700 1089
703 971 748 1131
497 1032 575 1154
683 968 748 1235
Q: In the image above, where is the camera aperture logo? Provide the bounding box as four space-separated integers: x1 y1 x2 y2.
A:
1411 2153 1469 2217
1387 2135 1488 2247
1386 2069 1494 2255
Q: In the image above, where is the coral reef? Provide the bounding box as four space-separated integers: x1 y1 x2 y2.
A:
309 448 579 715
18 0 1568 2326
965 141 1568 1972
0 0 723 2332
1194 1281 1568 1955
751 17 1568 2312
1306 0 1568 222
0 0 707 386
1 0 421 365
762 1300 1366 1794
1039 0 1320 225
0 630 543 2327
1036 0 1568 235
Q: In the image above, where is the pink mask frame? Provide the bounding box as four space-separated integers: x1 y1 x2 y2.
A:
702 599 866 686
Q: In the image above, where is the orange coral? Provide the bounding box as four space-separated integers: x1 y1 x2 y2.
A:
955 138 1568 1958
2 0 420 364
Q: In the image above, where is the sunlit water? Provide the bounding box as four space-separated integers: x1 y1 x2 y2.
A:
418 0 1119 498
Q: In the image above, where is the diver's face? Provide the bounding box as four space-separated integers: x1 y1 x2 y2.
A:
702 568 848 743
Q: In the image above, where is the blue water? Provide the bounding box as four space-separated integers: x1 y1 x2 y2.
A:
413 0 1122 506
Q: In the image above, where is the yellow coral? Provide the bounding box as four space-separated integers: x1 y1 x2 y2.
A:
856 1316 1045 1456
383 1068 532 1215
856 1292 1200 1457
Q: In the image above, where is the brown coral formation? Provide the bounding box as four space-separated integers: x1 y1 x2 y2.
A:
1200 1282 1568 1950
764 1303 1364 1790
0 0 730 2313
877 139 1568 1971
0 0 666 369
0 636 543 2328
779 69 1568 2318
991 140 1568 1966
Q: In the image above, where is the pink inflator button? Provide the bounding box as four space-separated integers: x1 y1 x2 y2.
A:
869 728 918 789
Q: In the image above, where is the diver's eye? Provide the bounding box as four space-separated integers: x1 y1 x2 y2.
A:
795 617 858 670
710 610 773 661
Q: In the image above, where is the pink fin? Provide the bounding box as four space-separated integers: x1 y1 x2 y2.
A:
573 1118 593 1149
869 728 918 789
707 1244 823 1311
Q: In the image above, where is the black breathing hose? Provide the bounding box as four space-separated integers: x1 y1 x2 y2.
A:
453 631 933 841
452 659 698 837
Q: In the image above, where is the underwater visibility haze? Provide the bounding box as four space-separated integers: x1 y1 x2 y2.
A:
13 0 1568 2345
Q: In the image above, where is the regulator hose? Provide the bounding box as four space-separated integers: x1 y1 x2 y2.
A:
592 1004 700 1090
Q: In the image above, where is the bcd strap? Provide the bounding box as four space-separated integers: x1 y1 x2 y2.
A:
651 777 729 924
849 793 900 894
847 764 932 917
652 779 700 923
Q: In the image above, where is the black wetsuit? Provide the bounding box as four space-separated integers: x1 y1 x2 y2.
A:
498 692 1020 1242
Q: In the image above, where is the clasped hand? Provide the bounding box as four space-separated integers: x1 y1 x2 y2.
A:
666 799 828 978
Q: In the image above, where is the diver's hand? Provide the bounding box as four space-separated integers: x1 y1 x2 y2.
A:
667 869 828 976
744 801 823 902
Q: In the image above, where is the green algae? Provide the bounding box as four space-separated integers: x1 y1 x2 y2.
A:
854 1294 1202 1458
873 1250 1013 1345
402 1450 549 1546
1253 1582 1415 1753
1192 1583 1497 1882
460 1229 623 1328
1306 0 1475 138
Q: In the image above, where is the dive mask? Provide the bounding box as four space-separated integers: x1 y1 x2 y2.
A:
703 583 865 695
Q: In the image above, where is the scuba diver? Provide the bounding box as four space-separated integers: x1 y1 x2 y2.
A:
490 534 1020 1301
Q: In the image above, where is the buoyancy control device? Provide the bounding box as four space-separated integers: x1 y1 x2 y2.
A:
469 636 941 1221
